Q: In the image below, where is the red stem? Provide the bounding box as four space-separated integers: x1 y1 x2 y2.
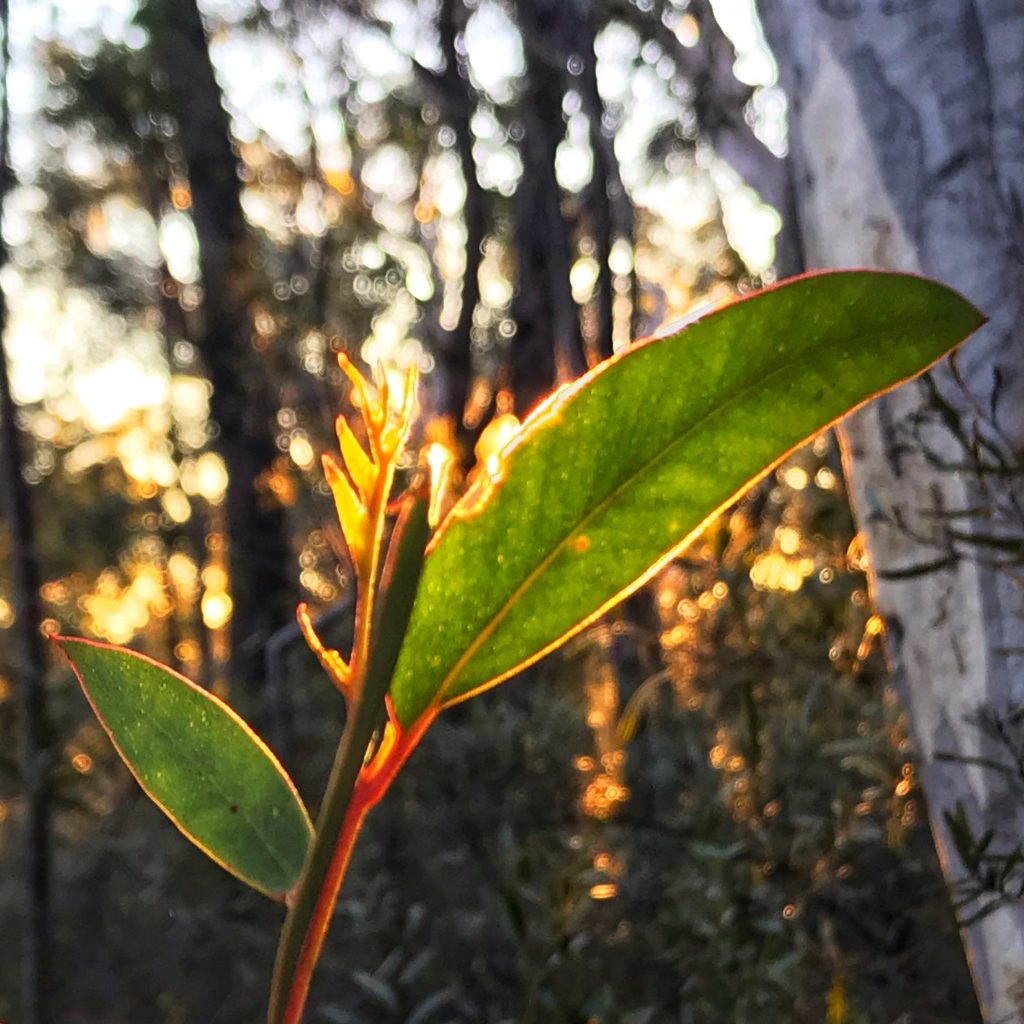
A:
279 711 436 1024
280 787 370 1024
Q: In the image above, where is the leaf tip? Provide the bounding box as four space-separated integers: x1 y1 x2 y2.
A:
50 632 81 661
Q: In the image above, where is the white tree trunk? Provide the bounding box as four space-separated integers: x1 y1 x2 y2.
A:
759 3 1024 1019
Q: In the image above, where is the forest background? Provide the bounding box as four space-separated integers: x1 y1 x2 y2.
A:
0 1 993 1022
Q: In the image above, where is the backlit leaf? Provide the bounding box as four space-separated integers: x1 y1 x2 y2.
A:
57 637 313 897
389 271 984 726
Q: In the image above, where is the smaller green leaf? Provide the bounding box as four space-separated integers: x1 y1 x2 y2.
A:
56 636 313 897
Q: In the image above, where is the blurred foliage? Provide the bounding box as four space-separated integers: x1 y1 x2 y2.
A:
0 0 981 1020
0 441 981 1023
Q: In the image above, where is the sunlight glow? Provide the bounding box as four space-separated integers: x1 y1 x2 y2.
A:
465 2 525 103
289 435 316 471
79 360 168 433
201 590 233 632
159 212 201 286
82 563 172 645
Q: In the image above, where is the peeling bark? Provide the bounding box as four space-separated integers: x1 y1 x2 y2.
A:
761 3 1024 1018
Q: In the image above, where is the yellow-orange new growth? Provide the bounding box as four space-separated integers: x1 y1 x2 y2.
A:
298 354 417 699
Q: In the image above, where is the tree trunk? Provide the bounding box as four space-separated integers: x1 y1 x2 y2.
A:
434 0 485 447
0 2 51 1018
511 0 587 416
143 0 294 677
577 12 615 361
760 3 1024 1019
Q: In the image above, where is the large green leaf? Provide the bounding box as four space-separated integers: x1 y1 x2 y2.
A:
389 271 984 726
57 637 313 897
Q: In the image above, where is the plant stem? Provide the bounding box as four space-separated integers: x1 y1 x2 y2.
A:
267 496 431 1024
270 716 376 1024
273 714 434 1024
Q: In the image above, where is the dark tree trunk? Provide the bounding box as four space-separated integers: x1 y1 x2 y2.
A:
143 0 294 678
0 340 52 1024
433 0 486 453
146 185 216 687
578 13 615 361
0 2 51 1017
511 0 587 416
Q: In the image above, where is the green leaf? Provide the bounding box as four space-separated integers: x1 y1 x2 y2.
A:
390 271 984 726
56 637 313 897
